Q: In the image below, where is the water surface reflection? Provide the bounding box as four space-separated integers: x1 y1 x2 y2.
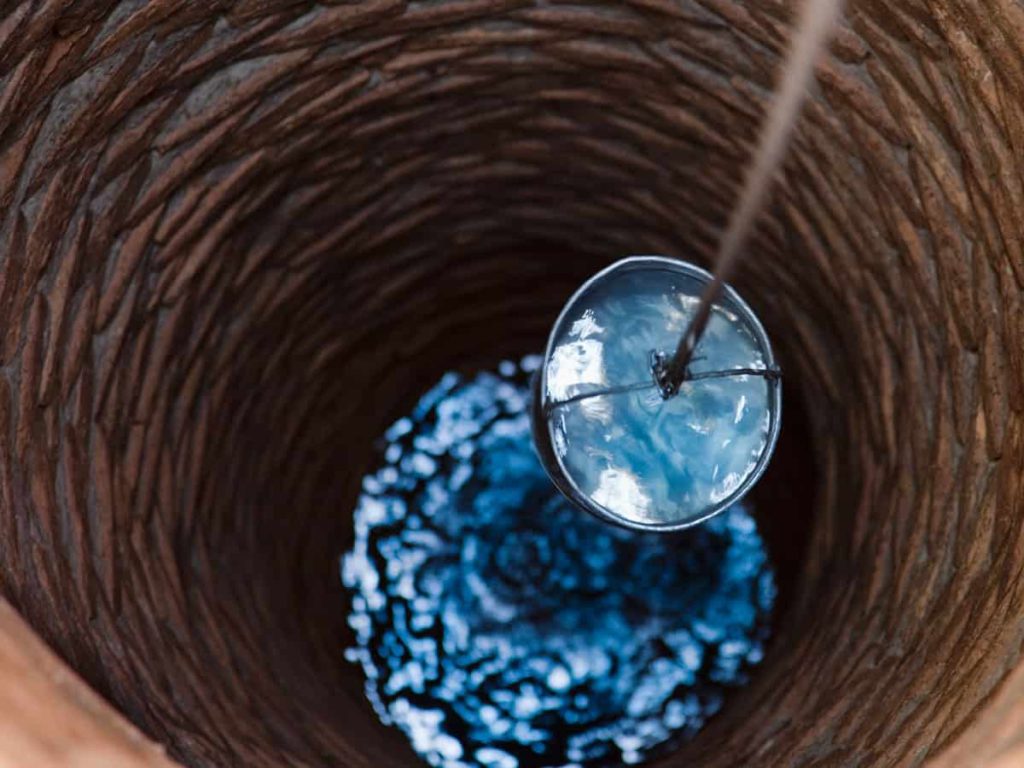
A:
342 358 776 767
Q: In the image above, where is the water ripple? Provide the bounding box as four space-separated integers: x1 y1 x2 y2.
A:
342 357 776 768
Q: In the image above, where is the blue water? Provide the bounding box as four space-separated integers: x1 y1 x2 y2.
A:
342 357 776 768
540 258 779 529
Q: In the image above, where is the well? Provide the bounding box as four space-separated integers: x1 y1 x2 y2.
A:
0 0 1022 765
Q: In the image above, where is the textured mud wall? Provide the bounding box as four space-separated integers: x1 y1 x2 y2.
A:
0 0 1022 766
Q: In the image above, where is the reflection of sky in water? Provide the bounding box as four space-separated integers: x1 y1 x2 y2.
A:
342 359 776 767
542 265 775 527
